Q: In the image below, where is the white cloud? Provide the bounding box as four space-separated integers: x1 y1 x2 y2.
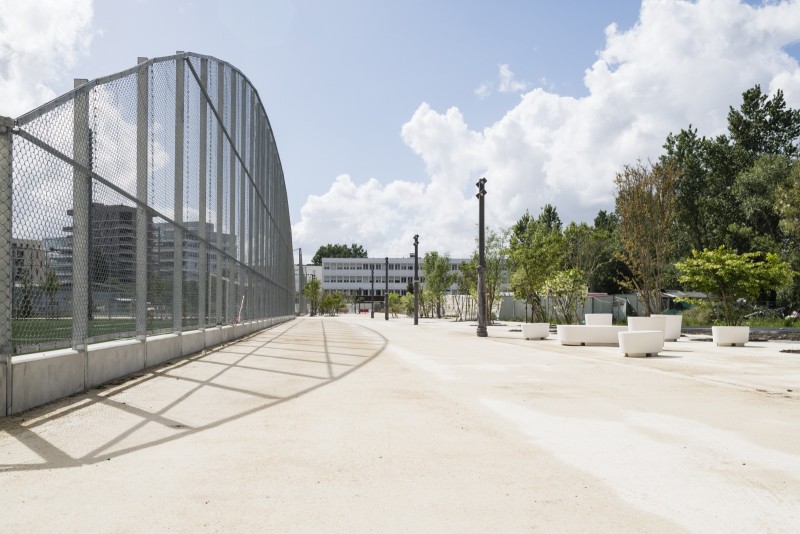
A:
0 0 94 118
497 64 529 93
293 0 800 257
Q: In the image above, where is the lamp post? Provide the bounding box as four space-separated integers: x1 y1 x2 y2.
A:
384 257 389 321
476 177 488 337
370 267 375 319
413 235 419 325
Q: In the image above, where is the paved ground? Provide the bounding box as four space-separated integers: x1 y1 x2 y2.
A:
1 315 799 533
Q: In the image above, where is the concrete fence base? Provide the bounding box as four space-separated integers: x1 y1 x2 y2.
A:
0 316 294 416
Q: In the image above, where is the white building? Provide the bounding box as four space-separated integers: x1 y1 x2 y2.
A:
321 256 468 299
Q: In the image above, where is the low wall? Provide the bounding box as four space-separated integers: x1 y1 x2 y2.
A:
2 315 294 416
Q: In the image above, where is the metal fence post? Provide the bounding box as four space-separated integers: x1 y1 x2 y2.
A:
248 91 256 321
0 116 14 415
216 63 224 326
173 55 184 333
198 58 208 330
239 82 247 322
228 71 237 324
136 58 149 345
72 79 90 355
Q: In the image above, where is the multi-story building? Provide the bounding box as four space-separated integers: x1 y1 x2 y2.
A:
321 256 467 299
12 239 47 285
153 221 237 281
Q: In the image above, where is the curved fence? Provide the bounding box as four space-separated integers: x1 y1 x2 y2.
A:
0 52 295 356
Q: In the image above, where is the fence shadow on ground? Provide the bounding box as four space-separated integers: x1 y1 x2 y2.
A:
0 318 386 472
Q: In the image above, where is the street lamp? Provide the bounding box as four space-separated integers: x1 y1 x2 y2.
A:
476 177 488 337
413 235 419 325
371 267 375 319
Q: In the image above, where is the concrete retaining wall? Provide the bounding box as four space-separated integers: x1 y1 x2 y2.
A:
2 316 294 416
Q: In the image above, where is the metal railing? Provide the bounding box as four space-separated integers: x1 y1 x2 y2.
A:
0 52 295 355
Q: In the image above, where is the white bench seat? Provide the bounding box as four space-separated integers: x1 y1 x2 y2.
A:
618 330 664 357
522 323 550 340
557 325 627 346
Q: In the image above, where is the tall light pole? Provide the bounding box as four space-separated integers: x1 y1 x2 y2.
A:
476 177 488 337
384 257 389 321
370 267 375 319
413 235 419 325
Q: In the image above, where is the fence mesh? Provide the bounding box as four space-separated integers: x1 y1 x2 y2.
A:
2 53 295 354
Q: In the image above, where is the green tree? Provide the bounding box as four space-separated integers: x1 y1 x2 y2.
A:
302 278 322 316
388 292 402 317
320 292 345 315
676 246 794 325
41 268 60 319
615 160 678 316
311 243 368 265
542 269 587 325
564 221 614 289
507 210 565 322
728 86 800 161
484 228 508 323
400 292 415 317
422 251 456 318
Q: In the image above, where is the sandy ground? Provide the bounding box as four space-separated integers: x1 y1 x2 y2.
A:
1 315 799 533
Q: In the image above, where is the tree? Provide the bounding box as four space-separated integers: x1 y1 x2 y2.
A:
388 292 402 318
311 243 367 265
542 269 587 325
302 278 322 316
728 86 800 161
507 210 565 322
484 228 508 323
320 292 345 315
614 160 678 316
422 251 456 318
564 221 614 289
400 293 415 317
676 246 794 325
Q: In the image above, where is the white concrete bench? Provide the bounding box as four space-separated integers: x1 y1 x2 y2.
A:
522 323 550 340
585 313 613 326
627 316 667 340
652 314 683 341
618 330 664 357
557 325 627 346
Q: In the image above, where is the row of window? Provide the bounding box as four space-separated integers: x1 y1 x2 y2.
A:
323 275 423 285
323 262 416 271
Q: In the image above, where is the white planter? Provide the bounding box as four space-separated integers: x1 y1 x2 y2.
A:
652 314 683 341
618 330 664 357
585 313 612 326
711 326 750 347
627 316 667 340
522 322 550 340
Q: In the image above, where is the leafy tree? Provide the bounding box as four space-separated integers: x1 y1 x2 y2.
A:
564 222 614 289
16 274 34 319
422 251 456 318
484 228 508 323
676 246 794 325
538 204 562 233
400 293 415 317
588 210 628 294
302 278 322 316
311 243 368 265
455 258 478 321
614 160 678 316
320 292 345 315
542 269 587 325
507 210 565 322
728 86 800 161
388 292 402 317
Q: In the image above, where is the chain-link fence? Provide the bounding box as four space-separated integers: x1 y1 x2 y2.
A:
0 53 295 355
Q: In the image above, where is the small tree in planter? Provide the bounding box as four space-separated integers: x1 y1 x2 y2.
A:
542 269 588 325
676 246 794 344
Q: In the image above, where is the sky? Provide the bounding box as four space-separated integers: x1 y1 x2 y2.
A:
1 0 800 260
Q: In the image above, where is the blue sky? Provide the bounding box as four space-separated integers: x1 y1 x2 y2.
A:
2 0 800 258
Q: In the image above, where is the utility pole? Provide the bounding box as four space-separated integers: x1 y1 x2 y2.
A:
413 235 419 325
476 177 488 337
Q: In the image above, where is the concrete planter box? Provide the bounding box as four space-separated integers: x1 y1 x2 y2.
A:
712 326 750 347
557 325 627 345
618 330 663 357
585 313 612 326
652 314 683 341
628 316 667 340
522 323 550 340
